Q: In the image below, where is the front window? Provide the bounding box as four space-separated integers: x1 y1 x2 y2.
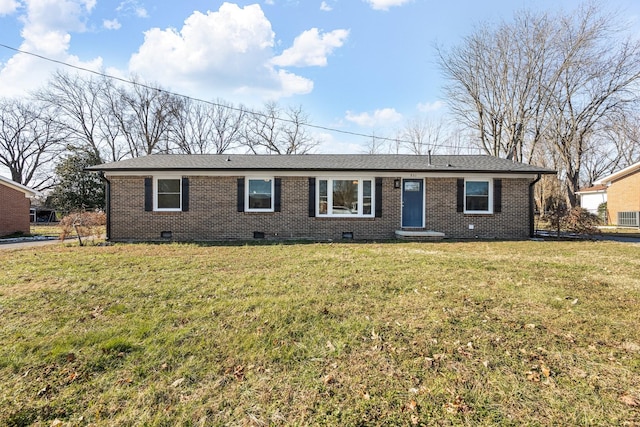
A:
246 178 274 211
317 178 374 217
156 178 181 211
465 179 492 213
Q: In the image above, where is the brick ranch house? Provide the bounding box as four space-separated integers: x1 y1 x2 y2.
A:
88 154 555 242
0 175 37 237
595 160 640 227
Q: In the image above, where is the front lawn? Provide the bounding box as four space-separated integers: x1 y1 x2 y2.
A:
1 241 638 425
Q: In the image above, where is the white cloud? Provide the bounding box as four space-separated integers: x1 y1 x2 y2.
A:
314 132 363 154
128 3 316 102
103 18 121 30
0 0 20 16
272 28 348 67
134 5 147 17
22 0 94 34
0 0 102 96
320 1 332 12
264 0 274 5
417 100 444 113
364 0 412 11
345 108 403 127
116 0 147 18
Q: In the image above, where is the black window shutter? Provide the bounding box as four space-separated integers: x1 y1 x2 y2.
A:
308 178 316 217
237 178 245 212
144 177 152 211
494 179 502 213
274 178 281 212
182 177 189 212
375 177 383 218
456 178 464 213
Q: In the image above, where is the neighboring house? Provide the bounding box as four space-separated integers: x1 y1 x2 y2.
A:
575 185 607 216
595 160 640 227
88 154 555 242
0 175 37 237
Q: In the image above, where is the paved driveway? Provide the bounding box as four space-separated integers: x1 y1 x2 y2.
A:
0 238 64 250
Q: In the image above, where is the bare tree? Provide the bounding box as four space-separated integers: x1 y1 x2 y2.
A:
543 5 640 206
242 102 318 154
400 116 444 155
36 71 127 162
280 105 318 154
438 3 640 207
110 78 183 157
0 98 65 189
579 113 640 186
362 132 389 154
172 98 246 154
437 10 554 162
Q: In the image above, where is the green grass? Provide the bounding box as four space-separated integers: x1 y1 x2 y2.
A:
1 241 639 426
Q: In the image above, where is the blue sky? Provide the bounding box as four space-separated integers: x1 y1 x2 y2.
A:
1 0 640 154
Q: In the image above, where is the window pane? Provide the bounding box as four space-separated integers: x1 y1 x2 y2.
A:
319 180 328 215
248 179 272 209
466 181 489 211
466 181 488 196
157 179 181 209
333 180 358 215
404 181 420 192
158 194 181 209
466 196 489 211
363 180 372 215
158 179 180 193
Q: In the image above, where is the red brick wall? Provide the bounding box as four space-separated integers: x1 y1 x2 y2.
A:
606 169 640 225
0 182 31 237
108 175 533 241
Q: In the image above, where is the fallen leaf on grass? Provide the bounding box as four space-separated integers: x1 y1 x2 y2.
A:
540 363 551 378
443 395 469 414
326 340 336 352
622 341 640 352
619 393 640 407
233 365 245 381
404 400 417 411
37 384 51 397
171 378 185 387
411 414 419 425
323 373 336 385
526 371 540 382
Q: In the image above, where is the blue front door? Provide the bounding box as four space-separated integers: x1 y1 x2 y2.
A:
402 179 424 228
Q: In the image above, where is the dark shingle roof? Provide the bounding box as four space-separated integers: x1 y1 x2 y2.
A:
88 154 555 174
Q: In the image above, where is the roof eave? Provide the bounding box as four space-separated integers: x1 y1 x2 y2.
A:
90 166 556 174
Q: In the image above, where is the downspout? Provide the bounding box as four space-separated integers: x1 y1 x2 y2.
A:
98 172 111 241
529 174 541 238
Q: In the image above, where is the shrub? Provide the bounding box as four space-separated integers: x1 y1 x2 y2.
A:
59 211 106 240
597 202 608 223
563 207 602 234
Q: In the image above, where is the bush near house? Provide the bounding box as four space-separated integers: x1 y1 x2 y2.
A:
58 211 106 240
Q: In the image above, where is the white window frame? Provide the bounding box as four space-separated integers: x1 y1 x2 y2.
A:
154 176 182 212
316 177 375 218
464 178 493 214
245 177 274 212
